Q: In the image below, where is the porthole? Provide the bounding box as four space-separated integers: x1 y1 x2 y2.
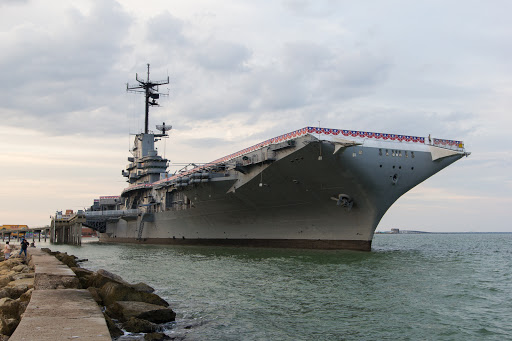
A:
386 150 389 156
411 167 414 170
392 174 398 184
399 166 402 169
359 150 363 155
393 165 395 169
399 152 402 157
352 152 356 157
380 165 383 168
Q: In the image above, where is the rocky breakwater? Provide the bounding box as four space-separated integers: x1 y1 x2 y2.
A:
41 248 176 341
0 255 34 340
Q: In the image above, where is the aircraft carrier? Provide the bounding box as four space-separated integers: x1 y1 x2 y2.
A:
92 65 470 251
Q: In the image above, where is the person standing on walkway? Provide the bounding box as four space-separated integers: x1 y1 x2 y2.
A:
19 239 29 257
3 242 11 260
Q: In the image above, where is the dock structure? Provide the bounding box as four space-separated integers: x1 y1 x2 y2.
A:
50 213 85 245
9 248 111 341
1 227 50 244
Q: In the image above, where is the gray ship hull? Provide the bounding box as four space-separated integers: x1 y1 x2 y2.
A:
100 130 466 251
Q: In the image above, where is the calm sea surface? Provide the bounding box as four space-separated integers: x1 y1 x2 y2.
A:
41 233 512 340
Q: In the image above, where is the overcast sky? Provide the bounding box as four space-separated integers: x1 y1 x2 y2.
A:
1 0 510 232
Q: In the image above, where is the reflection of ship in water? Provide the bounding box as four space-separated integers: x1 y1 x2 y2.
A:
84 65 469 251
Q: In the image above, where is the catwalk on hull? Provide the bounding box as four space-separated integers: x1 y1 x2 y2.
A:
93 65 470 251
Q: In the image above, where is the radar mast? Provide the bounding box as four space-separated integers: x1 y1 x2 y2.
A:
126 64 169 134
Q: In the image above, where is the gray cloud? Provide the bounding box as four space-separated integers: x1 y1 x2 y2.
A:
193 40 251 71
146 11 187 47
0 0 29 6
0 0 393 139
0 0 132 135
164 38 391 127
238 41 391 113
282 0 341 17
0 0 504 149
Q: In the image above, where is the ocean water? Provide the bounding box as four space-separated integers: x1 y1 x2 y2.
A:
42 233 512 340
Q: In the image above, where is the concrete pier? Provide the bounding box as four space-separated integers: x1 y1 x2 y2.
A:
9 248 111 341
1 228 50 244
50 214 84 245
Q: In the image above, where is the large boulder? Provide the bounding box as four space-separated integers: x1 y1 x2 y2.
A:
71 267 93 277
99 282 168 307
0 275 13 288
106 301 176 324
131 282 155 294
12 272 34 281
87 287 103 305
0 269 15 278
0 298 21 319
144 332 171 341
89 269 127 288
0 258 24 270
89 269 155 293
0 316 19 336
6 278 34 291
54 252 78 268
122 317 158 333
18 288 33 303
0 284 30 300
71 267 94 289
11 265 29 273
103 312 124 339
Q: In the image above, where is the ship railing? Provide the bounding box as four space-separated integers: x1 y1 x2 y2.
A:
84 209 140 217
147 126 466 188
430 138 465 151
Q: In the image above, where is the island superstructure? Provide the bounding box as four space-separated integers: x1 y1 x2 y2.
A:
88 65 469 251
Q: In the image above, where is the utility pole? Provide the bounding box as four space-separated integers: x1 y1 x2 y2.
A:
127 64 169 134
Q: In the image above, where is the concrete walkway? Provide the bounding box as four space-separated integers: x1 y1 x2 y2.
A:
9 248 111 341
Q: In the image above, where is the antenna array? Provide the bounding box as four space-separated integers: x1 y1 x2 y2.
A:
126 64 170 134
